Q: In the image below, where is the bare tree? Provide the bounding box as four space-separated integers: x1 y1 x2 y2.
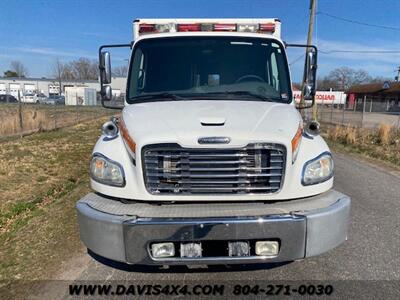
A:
326 67 371 90
112 65 128 77
10 60 28 78
70 57 98 80
52 58 65 94
61 64 76 80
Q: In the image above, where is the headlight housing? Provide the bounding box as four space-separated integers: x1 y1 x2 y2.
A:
90 153 125 187
302 152 334 186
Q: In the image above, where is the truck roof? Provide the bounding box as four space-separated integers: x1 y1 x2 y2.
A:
133 18 281 41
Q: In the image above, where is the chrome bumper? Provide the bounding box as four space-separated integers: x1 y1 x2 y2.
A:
76 190 350 265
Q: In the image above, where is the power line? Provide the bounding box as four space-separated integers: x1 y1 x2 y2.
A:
320 49 400 54
317 11 400 32
289 53 305 65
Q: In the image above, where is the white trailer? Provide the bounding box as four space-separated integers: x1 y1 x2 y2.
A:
0 83 6 95
9 83 21 98
24 83 36 94
64 87 97 106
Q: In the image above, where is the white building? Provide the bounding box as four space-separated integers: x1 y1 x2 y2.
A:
0 76 126 99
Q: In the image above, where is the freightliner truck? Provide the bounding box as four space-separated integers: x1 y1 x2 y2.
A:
76 19 351 266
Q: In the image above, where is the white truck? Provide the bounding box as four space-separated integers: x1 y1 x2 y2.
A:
76 19 350 266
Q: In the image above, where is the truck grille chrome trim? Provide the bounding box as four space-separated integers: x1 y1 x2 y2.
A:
142 143 286 195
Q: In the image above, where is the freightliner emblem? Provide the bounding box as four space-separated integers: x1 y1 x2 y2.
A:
198 137 231 144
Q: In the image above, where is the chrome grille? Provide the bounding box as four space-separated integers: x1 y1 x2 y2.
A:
142 143 286 195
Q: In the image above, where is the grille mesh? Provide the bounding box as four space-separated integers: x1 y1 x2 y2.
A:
142 143 286 195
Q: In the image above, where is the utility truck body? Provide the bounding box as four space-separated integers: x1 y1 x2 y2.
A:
76 19 350 265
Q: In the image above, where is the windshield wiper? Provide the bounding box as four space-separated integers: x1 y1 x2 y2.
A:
129 92 186 102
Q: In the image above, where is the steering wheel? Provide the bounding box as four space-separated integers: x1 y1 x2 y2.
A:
235 74 265 83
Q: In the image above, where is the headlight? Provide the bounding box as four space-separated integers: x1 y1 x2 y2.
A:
90 153 125 187
302 152 334 186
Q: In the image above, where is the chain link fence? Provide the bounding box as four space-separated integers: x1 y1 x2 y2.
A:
309 98 400 128
0 101 115 139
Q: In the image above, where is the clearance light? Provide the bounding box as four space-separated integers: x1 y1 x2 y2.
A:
177 23 201 32
259 23 276 33
213 23 237 31
119 118 136 155
291 124 303 163
255 241 279 256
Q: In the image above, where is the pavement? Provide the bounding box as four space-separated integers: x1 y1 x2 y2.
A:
39 152 400 298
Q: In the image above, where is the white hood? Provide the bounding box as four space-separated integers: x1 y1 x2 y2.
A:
122 100 301 149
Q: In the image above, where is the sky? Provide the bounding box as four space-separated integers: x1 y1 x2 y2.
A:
0 0 399 82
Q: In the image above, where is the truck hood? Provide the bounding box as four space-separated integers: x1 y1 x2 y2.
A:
122 100 301 148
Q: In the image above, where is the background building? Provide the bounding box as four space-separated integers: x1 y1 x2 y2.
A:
347 81 400 113
0 76 126 99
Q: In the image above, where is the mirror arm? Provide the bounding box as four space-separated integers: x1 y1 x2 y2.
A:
98 43 133 109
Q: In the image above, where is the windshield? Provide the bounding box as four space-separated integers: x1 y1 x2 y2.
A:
127 36 292 103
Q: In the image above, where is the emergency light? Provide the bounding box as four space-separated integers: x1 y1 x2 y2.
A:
138 22 276 35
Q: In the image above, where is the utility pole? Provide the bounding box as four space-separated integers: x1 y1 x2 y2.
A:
395 66 400 82
300 0 317 120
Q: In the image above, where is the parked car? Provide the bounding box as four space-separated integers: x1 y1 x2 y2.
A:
0 94 18 103
23 93 47 104
42 95 65 105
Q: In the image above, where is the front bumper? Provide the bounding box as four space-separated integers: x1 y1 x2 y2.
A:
76 190 350 265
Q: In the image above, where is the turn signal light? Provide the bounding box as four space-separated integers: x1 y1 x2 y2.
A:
119 117 136 155
291 124 303 163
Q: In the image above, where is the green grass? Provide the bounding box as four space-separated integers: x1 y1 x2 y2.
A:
0 116 115 282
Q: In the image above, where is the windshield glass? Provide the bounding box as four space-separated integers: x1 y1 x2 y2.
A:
127 36 291 103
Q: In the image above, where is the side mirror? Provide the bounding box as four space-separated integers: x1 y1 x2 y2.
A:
285 43 318 109
98 43 131 109
303 50 317 100
100 51 112 84
102 85 112 101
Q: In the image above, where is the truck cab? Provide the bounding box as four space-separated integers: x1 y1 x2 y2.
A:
76 19 350 265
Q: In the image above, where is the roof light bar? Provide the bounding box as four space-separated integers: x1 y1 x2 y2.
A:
138 22 277 35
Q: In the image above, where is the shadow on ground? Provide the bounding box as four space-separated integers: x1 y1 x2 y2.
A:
88 249 292 273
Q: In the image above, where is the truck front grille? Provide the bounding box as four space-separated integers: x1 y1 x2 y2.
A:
142 143 286 195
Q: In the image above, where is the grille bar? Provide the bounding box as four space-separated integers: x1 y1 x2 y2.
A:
142 143 286 195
